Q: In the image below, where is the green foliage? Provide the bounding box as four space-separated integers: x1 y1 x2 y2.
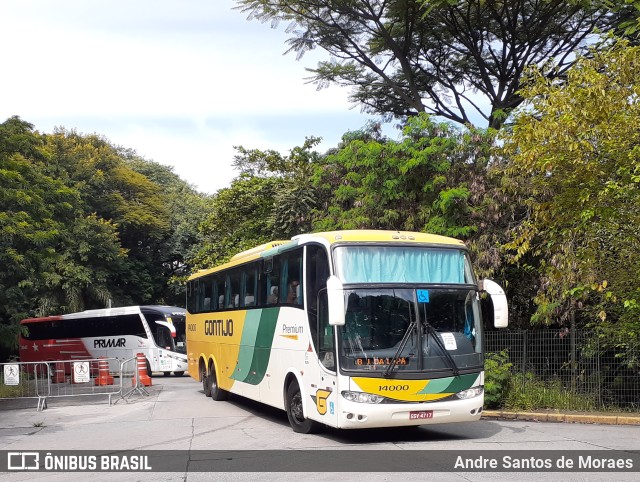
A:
606 0 640 40
0 384 21 398
1 116 215 360
0 117 104 358
237 0 616 129
500 38 640 332
485 351 600 411
42 129 180 305
37 213 123 314
193 176 283 269
583 323 640 371
195 138 324 268
124 156 213 305
312 114 493 238
484 350 513 409
504 373 598 412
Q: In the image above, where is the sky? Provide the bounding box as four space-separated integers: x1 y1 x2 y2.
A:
0 0 385 195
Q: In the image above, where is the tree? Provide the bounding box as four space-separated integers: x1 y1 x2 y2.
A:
500 38 640 334
312 114 493 236
194 137 325 268
0 118 125 359
607 0 640 42
237 0 613 129
1 117 66 357
233 137 323 239
193 176 283 269
125 155 213 304
38 213 124 314
43 130 172 305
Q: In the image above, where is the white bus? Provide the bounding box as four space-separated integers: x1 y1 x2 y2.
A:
186 230 508 433
19 305 188 376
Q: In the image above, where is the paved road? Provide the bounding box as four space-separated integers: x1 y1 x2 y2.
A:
1 376 639 481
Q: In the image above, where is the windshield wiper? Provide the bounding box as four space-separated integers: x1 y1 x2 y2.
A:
423 320 459 376
384 304 415 377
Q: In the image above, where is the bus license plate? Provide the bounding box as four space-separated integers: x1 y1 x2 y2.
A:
409 410 433 420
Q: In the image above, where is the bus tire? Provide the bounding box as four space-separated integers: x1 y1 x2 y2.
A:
285 380 321 434
173 371 184 377
146 359 153 378
208 362 227 401
201 365 211 397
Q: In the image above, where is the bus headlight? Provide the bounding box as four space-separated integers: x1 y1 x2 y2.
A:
455 386 483 400
341 391 384 404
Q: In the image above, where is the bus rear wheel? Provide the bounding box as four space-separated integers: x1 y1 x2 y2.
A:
208 362 227 401
173 371 184 377
285 380 321 434
201 365 211 397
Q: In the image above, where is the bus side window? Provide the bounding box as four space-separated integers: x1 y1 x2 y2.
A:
268 286 279 304
215 277 225 311
209 275 217 311
228 269 241 308
243 266 257 307
318 290 335 370
202 276 213 312
224 274 232 308
156 327 170 349
187 281 196 314
195 279 204 313
287 279 300 304
280 248 303 305
265 256 280 305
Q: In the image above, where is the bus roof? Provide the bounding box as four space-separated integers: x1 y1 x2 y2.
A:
20 305 185 324
189 229 465 280
297 229 465 246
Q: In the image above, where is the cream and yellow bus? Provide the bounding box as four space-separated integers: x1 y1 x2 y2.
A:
186 230 508 433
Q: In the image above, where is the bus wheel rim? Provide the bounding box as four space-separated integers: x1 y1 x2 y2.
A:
291 391 304 422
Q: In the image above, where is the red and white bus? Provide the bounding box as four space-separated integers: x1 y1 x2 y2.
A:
19 305 188 376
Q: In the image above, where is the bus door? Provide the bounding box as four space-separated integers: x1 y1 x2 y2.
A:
153 320 176 373
308 288 339 428
304 244 339 428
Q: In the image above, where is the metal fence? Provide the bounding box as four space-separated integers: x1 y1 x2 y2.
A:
1 356 151 411
485 329 640 411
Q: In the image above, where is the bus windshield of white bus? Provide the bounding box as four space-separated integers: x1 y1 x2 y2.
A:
142 308 187 355
333 246 482 375
168 313 186 354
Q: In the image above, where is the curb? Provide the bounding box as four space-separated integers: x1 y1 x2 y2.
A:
482 410 640 426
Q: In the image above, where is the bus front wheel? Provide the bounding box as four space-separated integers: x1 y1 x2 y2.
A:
285 380 321 434
173 371 184 377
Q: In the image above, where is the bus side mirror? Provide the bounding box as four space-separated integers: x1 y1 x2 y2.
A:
480 279 509 328
327 275 345 326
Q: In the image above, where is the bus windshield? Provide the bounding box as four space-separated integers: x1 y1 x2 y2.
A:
142 309 187 354
170 314 187 354
338 288 483 374
334 245 475 284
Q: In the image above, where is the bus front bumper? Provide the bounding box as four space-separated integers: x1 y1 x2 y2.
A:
336 396 484 429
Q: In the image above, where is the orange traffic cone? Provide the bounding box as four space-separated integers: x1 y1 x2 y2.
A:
95 357 114 386
132 352 152 387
